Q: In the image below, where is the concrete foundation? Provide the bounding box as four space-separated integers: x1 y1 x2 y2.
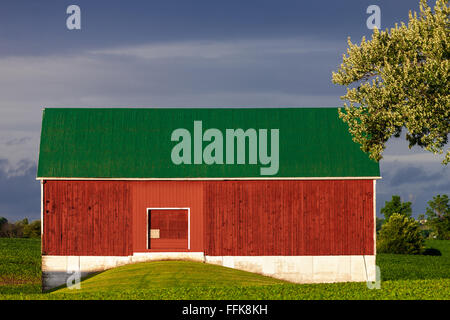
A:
205 255 376 283
42 253 376 291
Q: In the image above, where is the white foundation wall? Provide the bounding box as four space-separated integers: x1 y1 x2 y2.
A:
205 255 376 283
42 254 376 291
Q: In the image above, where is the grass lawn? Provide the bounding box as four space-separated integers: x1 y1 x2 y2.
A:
0 238 449 299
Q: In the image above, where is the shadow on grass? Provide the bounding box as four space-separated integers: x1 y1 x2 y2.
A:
43 270 106 293
422 247 442 256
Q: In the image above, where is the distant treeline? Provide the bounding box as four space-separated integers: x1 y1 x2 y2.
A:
0 217 40 238
377 194 450 240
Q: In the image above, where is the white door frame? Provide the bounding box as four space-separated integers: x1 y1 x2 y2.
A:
146 207 191 250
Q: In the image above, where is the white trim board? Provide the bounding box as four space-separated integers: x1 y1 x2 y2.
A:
146 207 191 250
40 181 44 241
373 180 377 255
37 176 382 181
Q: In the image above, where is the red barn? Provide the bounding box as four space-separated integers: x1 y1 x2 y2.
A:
37 108 380 290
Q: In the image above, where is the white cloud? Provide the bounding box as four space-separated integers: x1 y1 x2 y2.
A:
90 38 344 60
380 130 448 164
382 153 447 163
0 132 39 176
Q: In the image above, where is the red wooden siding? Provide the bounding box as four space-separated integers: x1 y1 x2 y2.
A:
42 181 132 256
203 180 374 256
42 179 374 256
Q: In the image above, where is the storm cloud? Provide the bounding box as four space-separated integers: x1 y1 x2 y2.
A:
0 159 40 221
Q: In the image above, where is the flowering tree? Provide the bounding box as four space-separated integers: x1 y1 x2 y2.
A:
332 0 449 164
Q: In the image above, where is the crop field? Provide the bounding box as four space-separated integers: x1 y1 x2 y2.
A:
0 238 449 300
0 238 41 295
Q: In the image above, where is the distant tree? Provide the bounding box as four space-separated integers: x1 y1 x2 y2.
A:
376 217 385 233
0 217 7 228
23 220 41 239
377 213 425 254
417 214 432 238
332 0 449 164
0 218 36 238
424 194 450 239
0 217 8 237
380 195 412 221
12 218 30 238
0 217 41 239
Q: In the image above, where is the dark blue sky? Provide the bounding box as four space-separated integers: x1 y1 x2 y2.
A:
0 0 447 221
0 0 419 56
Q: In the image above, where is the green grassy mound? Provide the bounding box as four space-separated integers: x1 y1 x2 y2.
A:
55 260 287 293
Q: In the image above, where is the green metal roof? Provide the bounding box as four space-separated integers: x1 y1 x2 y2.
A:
37 108 380 178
